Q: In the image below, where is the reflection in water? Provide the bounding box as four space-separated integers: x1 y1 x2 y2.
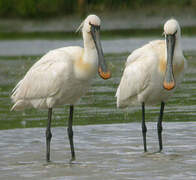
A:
0 123 196 179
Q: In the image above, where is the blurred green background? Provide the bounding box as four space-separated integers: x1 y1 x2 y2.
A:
0 0 195 130
0 0 195 18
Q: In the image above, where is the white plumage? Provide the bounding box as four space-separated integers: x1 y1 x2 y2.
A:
116 19 187 152
11 14 110 162
11 15 110 111
116 20 186 108
11 47 89 110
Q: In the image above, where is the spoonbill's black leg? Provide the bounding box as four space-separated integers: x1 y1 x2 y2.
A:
67 105 75 161
142 102 147 152
46 108 52 162
157 102 165 152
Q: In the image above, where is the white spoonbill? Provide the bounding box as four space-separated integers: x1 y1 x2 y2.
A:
116 19 186 152
11 14 111 162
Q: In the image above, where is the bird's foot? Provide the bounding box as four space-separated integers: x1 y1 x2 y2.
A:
69 156 76 164
155 149 163 154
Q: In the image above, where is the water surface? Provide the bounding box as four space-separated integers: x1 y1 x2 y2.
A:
0 37 196 56
0 38 195 180
0 123 196 180
0 51 195 130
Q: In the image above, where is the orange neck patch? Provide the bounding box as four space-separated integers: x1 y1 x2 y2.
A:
159 57 184 76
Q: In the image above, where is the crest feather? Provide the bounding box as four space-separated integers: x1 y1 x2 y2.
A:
76 20 84 33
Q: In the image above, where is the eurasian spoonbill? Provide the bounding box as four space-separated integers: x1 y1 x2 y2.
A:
11 14 111 162
116 19 186 152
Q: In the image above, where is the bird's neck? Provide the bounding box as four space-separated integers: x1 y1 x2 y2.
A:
163 35 184 77
73 32 98 80
174 36 183 60
165 36 183 63
82 32 98 65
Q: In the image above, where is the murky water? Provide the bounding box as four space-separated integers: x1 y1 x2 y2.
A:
0 123 196 180
0 50 195 130
0 38 196 179
0 37 196 56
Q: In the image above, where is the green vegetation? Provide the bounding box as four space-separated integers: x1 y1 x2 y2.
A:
0 26 196 40
0 0 195 18
0 0 74 18
0 52 195 130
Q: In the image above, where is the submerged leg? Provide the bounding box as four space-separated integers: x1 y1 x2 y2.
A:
157 102 165 152
142 102 147 152
67 105 75 161
46 108 52 162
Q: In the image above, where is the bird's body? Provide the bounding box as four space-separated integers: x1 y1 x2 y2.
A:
11 46 96 110
11 14 111 162
116 19 186 152
116 39 186 108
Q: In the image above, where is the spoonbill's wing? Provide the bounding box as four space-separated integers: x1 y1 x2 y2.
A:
11 51 72 104
116 49 155 107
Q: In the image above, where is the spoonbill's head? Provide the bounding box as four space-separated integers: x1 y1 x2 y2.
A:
78 14 111 80
82 14 101 33
163 19 181 91
164 19 180 37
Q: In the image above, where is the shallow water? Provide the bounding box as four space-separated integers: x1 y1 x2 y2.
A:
0 37 196 56
0 123 196 180
0 38 196 179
